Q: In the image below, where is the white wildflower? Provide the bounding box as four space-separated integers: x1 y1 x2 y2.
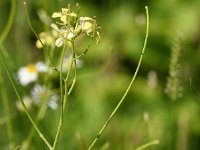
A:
48 94 59 110
31 84 59 110
17 61 48 86
31 84 47 104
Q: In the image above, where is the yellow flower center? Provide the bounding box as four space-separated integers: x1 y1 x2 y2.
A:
27 64 37 73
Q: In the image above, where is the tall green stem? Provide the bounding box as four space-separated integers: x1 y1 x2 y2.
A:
60 43 66 118
87 6 149 150
52 39 78 149
51 43 67 150
68 40 77 95
0 48 52 150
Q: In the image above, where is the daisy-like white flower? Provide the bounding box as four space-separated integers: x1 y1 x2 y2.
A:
48 94 59 110
31 84 59 110
31 84 47 104
17 61 48 86
16 96 33 112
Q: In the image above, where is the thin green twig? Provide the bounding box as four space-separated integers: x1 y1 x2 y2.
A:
67 40 77 95
135 140 159 150
0 48 52 150
20 99 49 150
23 2 59 75
73 37 94 60
52 76 69 150
52 38 78 149
87 6 149 150
0 0 17 45
60 43 66 118
52 43 67 150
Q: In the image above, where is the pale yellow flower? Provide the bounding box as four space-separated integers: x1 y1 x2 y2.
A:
80 17 94 34
36 32 56 49
79 17 101 43
51 23 75 47
52 8 77 24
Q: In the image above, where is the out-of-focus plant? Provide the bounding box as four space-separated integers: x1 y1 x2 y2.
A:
165 33 183 100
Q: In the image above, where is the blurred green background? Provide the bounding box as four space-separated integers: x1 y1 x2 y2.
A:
1 0 200 149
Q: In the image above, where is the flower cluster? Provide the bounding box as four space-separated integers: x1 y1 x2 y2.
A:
16 84 59 112
16 61 59 111
16 5 99 115
51 7 101 47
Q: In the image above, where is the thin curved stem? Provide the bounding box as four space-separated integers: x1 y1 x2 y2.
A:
73 37 94 60
20 99 49 150
52 43 67 150
67 41 77 95
52 37 78 149
87 6 149 150
0 0 17 45
135 139 159 150
0 48 52 150
60 43 66 117
23 2 59 74
64 48 75 83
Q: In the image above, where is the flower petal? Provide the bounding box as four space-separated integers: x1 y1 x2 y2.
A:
61 8 69 14
52 12 61 18
51 23 60 32
17 67 38 86
36 61 48 72
67 32 74 39
55 37 64 47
